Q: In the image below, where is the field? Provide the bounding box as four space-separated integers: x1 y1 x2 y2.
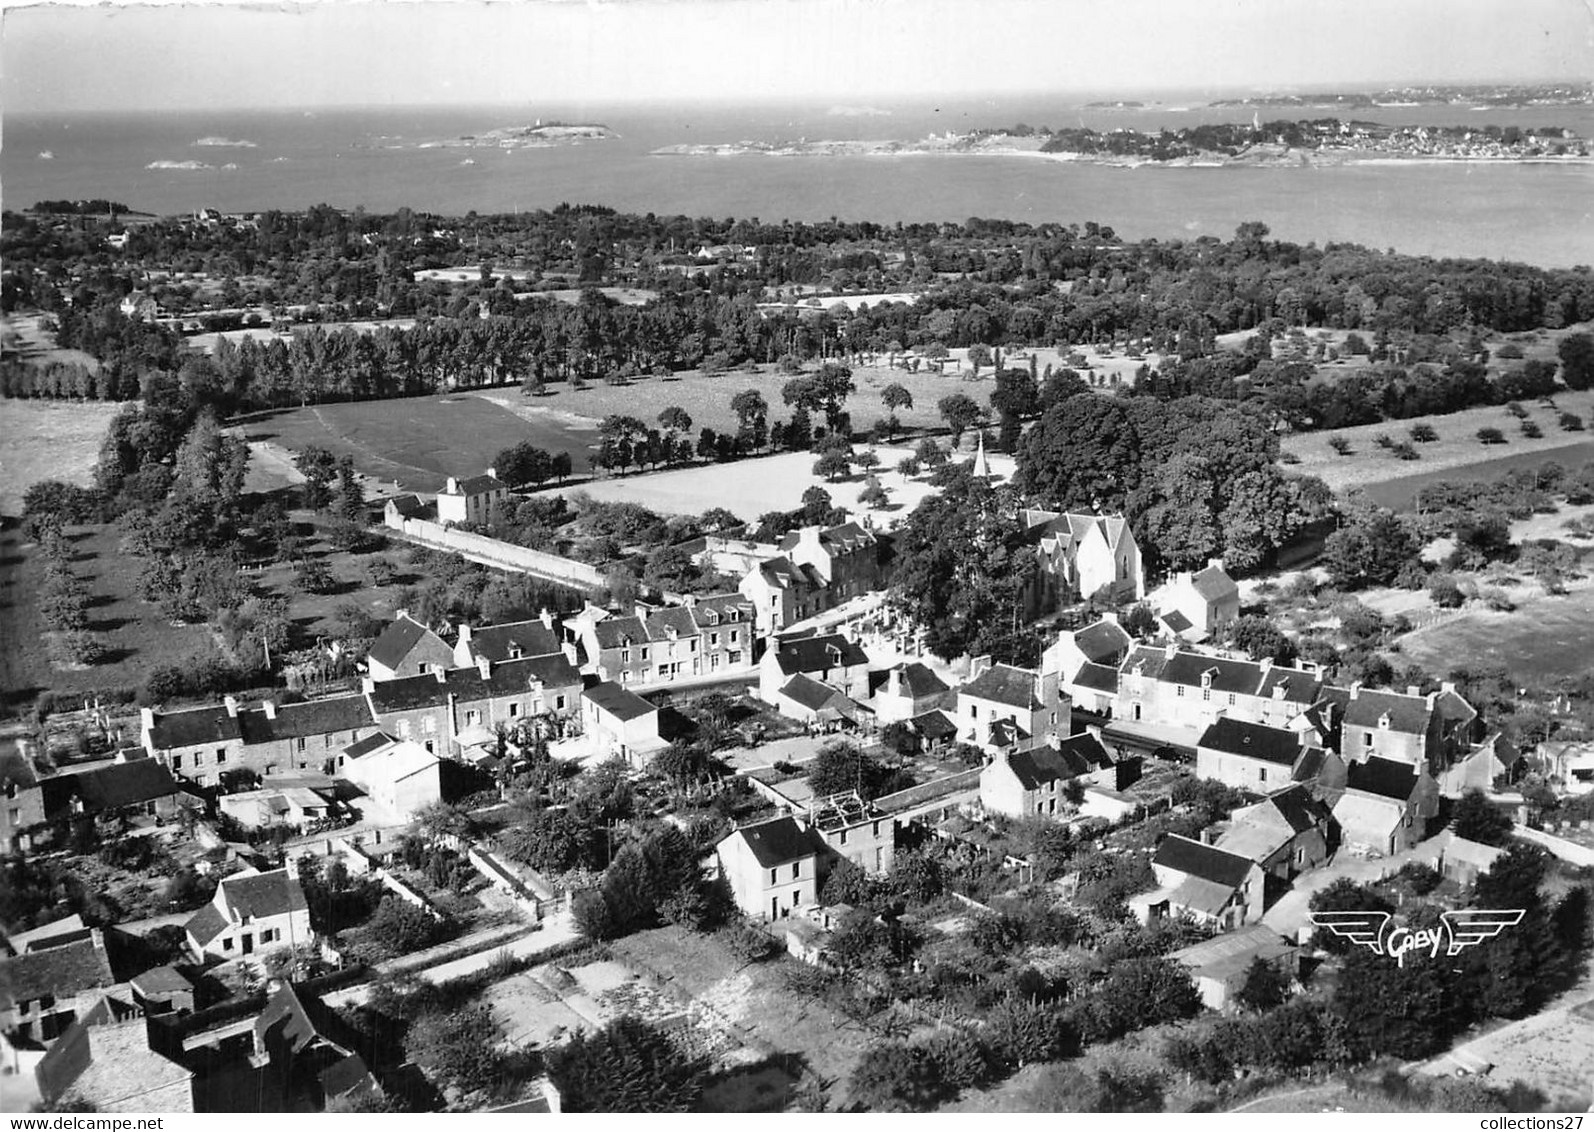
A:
1281 393 1594 504
1395 583 1594 684
0 523 220 706
0 398 124 516
556 445 1016 525
0 312 102 373
240 394 598 493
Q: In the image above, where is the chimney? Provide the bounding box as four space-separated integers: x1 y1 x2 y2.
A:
889 667 903 697
1258 658 1273 675
562 642 579 665
1407 685 1421 697
1085 723 1103 742
361 676 376 695
1164 642 1178 661
1425 691 1438 710
396 608 411 623
262 700 277 720
487 466 498 481
140 706 155 733
539 607 554 630
1102 610 1118 625
446 476 460 494
1208 557 1225 571
1273 683 1286 701
477 656 492 679
1441 681 1457 695
1348 682 1361 700
435 668 448 683
224 695 239 717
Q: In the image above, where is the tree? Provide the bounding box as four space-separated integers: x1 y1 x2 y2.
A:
966 344 992 377
813 449 853 481
1014 394 1140 512
351 897 447 960
807 739 891 800
548 1015 707 1113
1322 506 1422 590
1227 615 1298 665
1234 956 1290 1011
846 1043 948 1112
881 382 913 419
990 367 1040 451
1308 879 1393 954
1409 422 1439 442
658 405 692 438
1477 426 1507 445
1452 789 1514 846
1558 331 1594 391
498 805 586 872
783 362 854 429
937 393 982 446
1333 946 1463 1060
730 388 769 446
333 456 366 523
405 1004 506 1096
294 445 339 510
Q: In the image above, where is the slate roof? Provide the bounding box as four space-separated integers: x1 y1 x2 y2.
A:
592 615 646 650
36 1003 188 1109
146 704 242 750
1262 783 1334 833
385 494 427 519
1345 756 1424 801
889 662 949 699
1170 924 1296 981
43 759 182 814
463 619 562 661
446 473 506 495
1339 687 1433 734
727 816 823 868
184 902 229 947
583 682 656 722
368 654 581 714
220 868 309 921
1333 791 1405 838
130 966 192 997
366 672 452 714
1292 747 1331 782
1072 662 1121 694
690 593 754 624
1256 666 1323 705
1153 834 1255 888
0 934 116 1009
1161 652 1265 695
1003 732 1110 789
780 673 846 713
645 606 699 640
1198 718 1303 767
1189 563 1239 601
241 696 373 743
1435 687 1479 726
779 521 876 554
342 732 393 759
908 710 959 741
1160 609 1194 634
1074 619 1133 665
1166 875 1243 916
753 555 808 590
367 616 447 671
772 633 868 675
962 664 1042 710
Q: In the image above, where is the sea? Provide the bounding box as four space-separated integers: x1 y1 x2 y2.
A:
4 95 1592 268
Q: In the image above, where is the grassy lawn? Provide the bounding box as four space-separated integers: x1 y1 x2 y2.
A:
238 393 597 494
0 398 125 516
1282 394 1594 503
0 522 221 708
611 925 876 1094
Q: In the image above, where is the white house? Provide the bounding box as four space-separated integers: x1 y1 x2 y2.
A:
184 868 312 962
338 735 442 820
1023 510 1144 616
1161 559 1241 639
581 682 666 767
436 469 509 528
715 816 827 921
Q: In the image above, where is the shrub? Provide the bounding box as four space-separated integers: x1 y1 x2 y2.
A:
1504 401 1529 419
721 919 781 963
49 630 107 667
1391 441 1419 461
1428 574 1465 608
1373 433 1393 449
1408 422 1438 442
1560 412 1585 432
1477 427 1506 445
1521 421 1543 439
1328 435 1352 456
1495 343 1524 359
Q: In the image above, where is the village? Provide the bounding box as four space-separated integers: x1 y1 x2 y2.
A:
6 417 1594 1114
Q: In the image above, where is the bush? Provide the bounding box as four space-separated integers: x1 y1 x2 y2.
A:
1477 427 1506 445
1391 441 1419 461
1504 401 1529 419
405 1004 507 1096
1328 435 1352 456
1409 422 1438 442
1372 432 1393 449
1521 421 1543 439
49 630 107 667
1559 412 1584 432
1428 574 1465 608
720 919 781 963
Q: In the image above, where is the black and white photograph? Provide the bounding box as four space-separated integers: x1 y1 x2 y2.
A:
1 0 1593 1116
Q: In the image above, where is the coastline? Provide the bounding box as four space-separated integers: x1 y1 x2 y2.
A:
651 142 1594 170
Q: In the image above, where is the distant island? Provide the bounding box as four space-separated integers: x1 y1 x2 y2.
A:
1209 82 1593 109
655 116 1591 167
418 122 618 151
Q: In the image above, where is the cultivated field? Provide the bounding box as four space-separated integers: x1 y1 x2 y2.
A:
240 394 596 493
556 445 1016 525
0 398 124 515
1396 583 1594 684
1282 393 1594 501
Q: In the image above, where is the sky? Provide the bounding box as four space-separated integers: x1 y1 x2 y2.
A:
3 0 1591 113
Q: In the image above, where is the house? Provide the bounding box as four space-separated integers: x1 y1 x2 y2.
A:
142 694 379 785
869 662 952 723
1437 732 1524 795
580 683 666 767
453 612 565 668
34 998 193 1114
1321 683 1444 771
759 632 871 705
219 786 336 831
1169 925 1299 1012
774 673 866 730
1115 645 1323 734
39 757 189 829
807 791 895 875
1042 616 1133 715
570 596 756 687
185 868 312 962
1021 509 1144 615
118 291 160 321
382 494 431 527
1332 756 1439 855
436 468 509 528
1415 829 1506 887
901 709 960 754
1162 559 1241 638
715 816 827 921
1216 784 1335 878
364 652 583 757
1 743 44 853
0 929 119 1045
128 967 195 1016
1132 834 1265 929
956 661 1070 755
1540 740 1594 796
686 592 759 675
366 611 455 681
739 522 881 634
1195 717 1310 793
337 736 441 820
980 731 1115 819
251 981 380 1109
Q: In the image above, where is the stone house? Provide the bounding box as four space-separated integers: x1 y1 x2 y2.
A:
436 469 509 528
184 868 312 962
956 661 1070 755
715 816 828 921
366 611 455 682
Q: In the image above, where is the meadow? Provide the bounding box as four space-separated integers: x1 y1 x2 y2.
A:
0 398 124 515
